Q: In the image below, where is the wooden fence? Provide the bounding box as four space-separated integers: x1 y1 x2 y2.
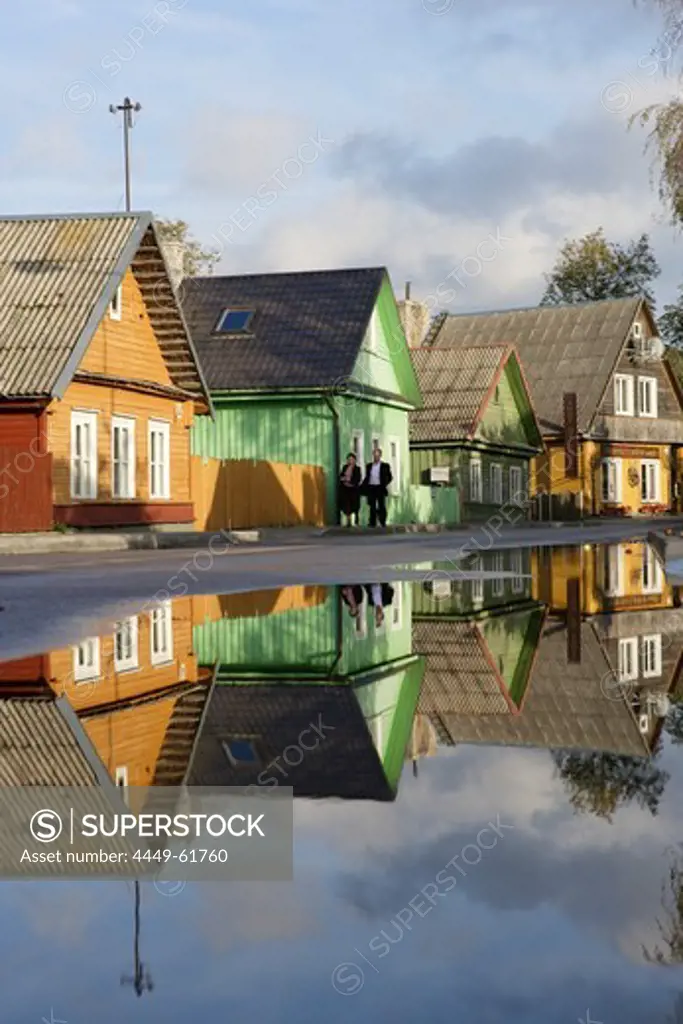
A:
192 457 327 531
0 448 52 532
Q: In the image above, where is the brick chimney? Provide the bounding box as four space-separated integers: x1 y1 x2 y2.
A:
397 281 431 348
159 238 186 292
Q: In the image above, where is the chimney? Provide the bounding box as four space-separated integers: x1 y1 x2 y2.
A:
159 238 186 292
397 282 430 348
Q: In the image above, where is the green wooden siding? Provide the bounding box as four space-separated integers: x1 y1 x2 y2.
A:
354 657 426 791
411 549 535 616
340 582 413 675
476 360 532 448
479 606 545 707
410 445 529 523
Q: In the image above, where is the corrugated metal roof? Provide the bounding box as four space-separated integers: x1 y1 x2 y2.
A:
0 212 210 408
410 345 509 442
426 297 643 434
0 697 100 785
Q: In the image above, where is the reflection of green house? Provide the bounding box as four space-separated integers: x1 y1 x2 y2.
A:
409 345 543 522
189 584 425 800
413 548 535 618
413 604 546 744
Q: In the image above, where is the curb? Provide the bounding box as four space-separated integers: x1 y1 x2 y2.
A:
0 529 261 557
318 524 453 537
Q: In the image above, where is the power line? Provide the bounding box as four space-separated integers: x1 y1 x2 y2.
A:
109 97 142 212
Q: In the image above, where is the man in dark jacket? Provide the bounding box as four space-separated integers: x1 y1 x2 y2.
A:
362 447 393 527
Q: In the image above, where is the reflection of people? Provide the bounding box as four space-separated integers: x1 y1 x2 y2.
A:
365 583 394 627
338 453 362 527
362 447 392 527
341 584 364 618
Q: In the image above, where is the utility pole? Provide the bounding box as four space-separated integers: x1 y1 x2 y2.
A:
121 880 154 997
109 97 142 212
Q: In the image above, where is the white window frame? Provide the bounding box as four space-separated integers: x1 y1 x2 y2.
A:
641 460 660 503
471 556 484 604
111 415 136 499
73 637 100 683
638 376 658 418
469 458 483 503
150 601 173 665
148 419 171 500
109 283 122 321
492 552 505 598
371 583 387 635
618 637 638 683
351 429 365 471
601 458 622 504
511 549 524 593
114 616 139 672
614 374 634 416
387 435 401 495
390 583 403 631
641 634 663 678
604 544 625 597
371 435 381 457
115 765 129 792
642 543 663 594
509 465 523 506
70 410 98 499
491 463 503 505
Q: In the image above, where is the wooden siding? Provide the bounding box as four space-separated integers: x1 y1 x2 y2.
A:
191 456 326 530
82 693 181 788
79 267 174 388
47 597 197 712
48 380 192 507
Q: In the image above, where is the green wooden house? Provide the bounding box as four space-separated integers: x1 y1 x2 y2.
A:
189 582 425 800
409 344 543 521
181 268 457 527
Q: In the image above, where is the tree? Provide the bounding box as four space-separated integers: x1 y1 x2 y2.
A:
540 229 660 308
643 850 683 966
552 749 669 822
659 287 683 348
154 218 219 277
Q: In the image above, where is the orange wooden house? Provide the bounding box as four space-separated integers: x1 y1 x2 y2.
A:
0 212 211 531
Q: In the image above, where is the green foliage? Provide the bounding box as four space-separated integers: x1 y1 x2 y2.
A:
540 229 660 308
552 748 669 822
154 218 220 277
630 99 683 226
643 849 683 966
660 287 683 348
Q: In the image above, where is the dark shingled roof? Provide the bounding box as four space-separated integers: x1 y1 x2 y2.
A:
179 267 387 392
426 297 643 434
416 618 650 757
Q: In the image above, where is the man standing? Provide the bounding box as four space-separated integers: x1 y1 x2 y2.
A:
363 447 393 527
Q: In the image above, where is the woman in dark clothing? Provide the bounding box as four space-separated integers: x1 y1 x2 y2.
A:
338 452 362 526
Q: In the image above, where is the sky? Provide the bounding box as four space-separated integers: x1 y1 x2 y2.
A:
6 0 683 314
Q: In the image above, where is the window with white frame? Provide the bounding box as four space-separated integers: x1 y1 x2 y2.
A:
148 420 170 499
71 410 98 499
601 458 621 503
491 464 503 505
114 616 138 672
638 376 658 418
371 435 381 457
614 374 634 416
111 416 136 499
509 465 523 506
150 601 173 665
471 556 484 603
388 436 401 495
351 430 364 470
109 283 122 321
115 765 129 793
641 634 663 678
390 583 403 631
642 543 663 594
492 552 505 597
618 637 638 682
73 637 100 683
641 460 659 503
511 549 524 593
469 459 483 503
604 545 624 597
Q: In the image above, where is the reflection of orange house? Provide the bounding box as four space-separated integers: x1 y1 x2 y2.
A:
0 212 211 533
532 541 677 615
0 597 211 788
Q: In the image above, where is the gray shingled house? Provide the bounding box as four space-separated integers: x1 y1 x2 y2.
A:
424 297 683 518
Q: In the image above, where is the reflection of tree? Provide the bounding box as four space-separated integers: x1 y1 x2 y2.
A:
552 750 669 822
644 852 683 967
667 991 683 1023
664 703 683 746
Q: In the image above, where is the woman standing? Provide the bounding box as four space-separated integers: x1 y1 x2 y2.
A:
338 452 362 526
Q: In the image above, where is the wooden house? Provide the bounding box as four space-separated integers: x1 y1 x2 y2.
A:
409 344 543 520
423 298 683 518
0 212 210 532
180 268 459 528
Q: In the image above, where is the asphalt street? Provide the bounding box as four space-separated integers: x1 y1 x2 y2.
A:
0 517 678 662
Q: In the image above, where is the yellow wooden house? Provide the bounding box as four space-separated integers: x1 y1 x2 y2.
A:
424 298 683 518
0 212 211 531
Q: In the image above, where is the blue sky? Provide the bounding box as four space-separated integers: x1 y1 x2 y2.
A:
4 1 683 306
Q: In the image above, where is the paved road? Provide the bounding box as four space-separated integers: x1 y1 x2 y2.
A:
0 517 677 662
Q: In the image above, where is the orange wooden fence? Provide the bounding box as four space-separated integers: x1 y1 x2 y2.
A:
192 457 327 531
